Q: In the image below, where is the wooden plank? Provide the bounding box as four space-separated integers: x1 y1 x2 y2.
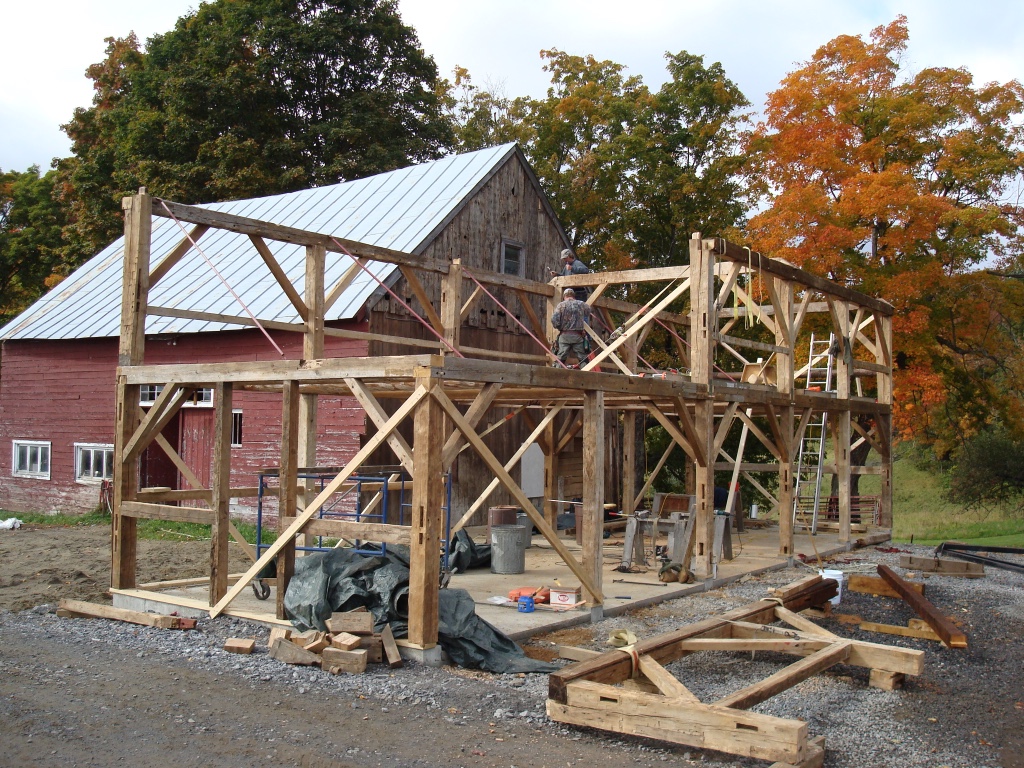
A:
772 606 840 639
380 624 403 668
899 554 985 577
326 611 375 636
440 381 502 469
553 264 690 287
714 641 852 710
210 386 428 617
848 574 924 599
122 384 191 462
868 669 905 691
769 575 822 599
57 599 190 630
345 377 414 471
400 265 445 334
559 646 602 662
120 501 214 525
877 564 968 649
330 632 362 651
279 516 411 545
769 735 826 768
677 638 831 654
858 621 941 642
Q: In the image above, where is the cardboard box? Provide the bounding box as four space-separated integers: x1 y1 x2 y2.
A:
550 586 582 606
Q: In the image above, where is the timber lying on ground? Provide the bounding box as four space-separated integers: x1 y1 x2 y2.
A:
899 554 985 578
259 611 393 674
56 598 197 630
546 576 923 766
877 565 968 649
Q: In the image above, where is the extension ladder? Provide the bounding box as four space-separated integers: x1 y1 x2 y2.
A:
793 333 835 533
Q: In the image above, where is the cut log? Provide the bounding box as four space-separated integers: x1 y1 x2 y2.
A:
326 612 374 636
269 637 321 666
869 669 905 691
359 635 383 664
877 564 968 649
268 627 292 648
224 638 255 654
321 647 368 674
303 631 329 653
381 624 403 669
330 632 362 651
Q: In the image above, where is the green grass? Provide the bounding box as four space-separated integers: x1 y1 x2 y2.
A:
4 510 277 545
883 450 1024 544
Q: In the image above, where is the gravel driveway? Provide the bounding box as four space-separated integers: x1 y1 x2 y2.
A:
0 529 1020 768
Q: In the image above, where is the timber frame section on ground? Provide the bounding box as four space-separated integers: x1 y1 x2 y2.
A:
547 578 924 766
110 190 894 651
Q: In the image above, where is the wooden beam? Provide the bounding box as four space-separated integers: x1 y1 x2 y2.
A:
248 235 309 321
120 501 214 524
277 380 300 618
440 382 502 470
582 390 605 607
149 224 208 286
714 642 852 710
210 385 428 617
122 384 190 463
553 264 690 287
636 655 700 704
279 516 411 545
400 265 445 335
877 564 968 648
346 377 414 471
210 382 233 603
407 375 445 649
323 258 364 314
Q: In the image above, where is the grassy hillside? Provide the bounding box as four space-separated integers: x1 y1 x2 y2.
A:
888 449 1024 544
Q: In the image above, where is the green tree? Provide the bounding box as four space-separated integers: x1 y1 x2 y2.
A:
0 167 68 322
57 0 452 259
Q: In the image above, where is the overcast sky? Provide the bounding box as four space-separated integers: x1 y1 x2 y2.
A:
2 1 1022 173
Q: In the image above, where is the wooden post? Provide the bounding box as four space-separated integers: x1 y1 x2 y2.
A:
691 234 716 579
278 380 300 619
833 302 852 543
620 342 638 517
299 244 325 543
112 189 152 590
210 382 233 603
440 258 463 355
582 390 605 608
543 414 559 529
774 277 795 557
876 314 894 528
408 374 444 649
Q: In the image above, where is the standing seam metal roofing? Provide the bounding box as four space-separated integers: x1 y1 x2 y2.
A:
0 143 518 341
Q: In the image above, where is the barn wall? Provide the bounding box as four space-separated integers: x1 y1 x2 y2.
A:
0 325 369 516
368 152 573 524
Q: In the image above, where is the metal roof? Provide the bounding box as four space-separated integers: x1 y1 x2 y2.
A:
1 143 519 341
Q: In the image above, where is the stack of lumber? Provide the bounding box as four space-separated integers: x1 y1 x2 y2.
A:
265 610 403 673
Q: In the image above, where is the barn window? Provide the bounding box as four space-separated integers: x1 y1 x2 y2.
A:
12 440 51 480
140 384 163 405
75 443 114 483
231 410 243 447
141 386 214 407
500 239 525 277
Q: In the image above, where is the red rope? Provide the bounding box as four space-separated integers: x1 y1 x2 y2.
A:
329 238 464 357
159 201 284 356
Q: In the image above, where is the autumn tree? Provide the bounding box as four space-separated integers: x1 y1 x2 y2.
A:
0 167 68 322
745 16 1024 451
57 0 452 260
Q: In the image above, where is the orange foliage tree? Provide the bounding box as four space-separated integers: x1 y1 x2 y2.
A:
745 16 1024 452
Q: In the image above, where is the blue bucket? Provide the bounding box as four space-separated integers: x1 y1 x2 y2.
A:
517 596 535 613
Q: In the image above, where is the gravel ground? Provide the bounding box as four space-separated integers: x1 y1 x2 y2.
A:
0 538 1021 767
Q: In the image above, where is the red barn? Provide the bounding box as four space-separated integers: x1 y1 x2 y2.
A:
0 144 571 517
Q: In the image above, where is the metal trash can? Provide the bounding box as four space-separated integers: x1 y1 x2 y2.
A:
488 505 518 540
515 512 533 548
490 524 527 574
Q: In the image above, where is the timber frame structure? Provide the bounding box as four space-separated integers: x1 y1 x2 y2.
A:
110 189 894 650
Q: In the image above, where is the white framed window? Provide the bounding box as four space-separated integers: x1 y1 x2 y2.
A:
140 385 214 408
12 440 51 479
140 384 164 405
75 443 114 483
499 239 525 277
231 410 243 447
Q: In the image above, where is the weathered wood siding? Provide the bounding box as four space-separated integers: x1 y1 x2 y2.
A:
368 152 570 523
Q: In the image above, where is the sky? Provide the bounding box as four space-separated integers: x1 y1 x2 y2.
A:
2 0 1023 173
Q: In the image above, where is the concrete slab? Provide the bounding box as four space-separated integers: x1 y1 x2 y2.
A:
114 524 890 640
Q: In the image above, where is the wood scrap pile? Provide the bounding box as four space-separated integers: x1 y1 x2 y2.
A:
546 575 924 768
250 610 403 674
